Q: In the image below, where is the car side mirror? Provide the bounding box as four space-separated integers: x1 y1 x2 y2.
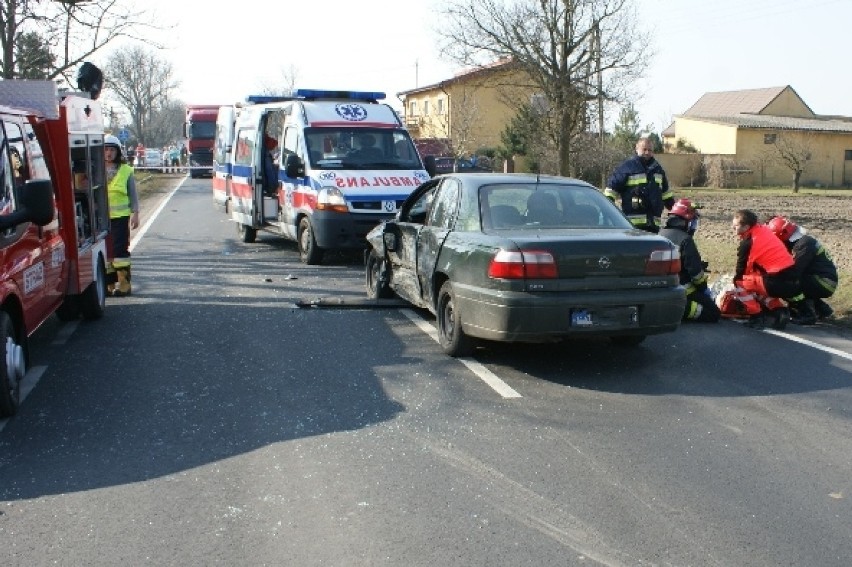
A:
0 178 55 230
283 154 305 178
424 155 437 178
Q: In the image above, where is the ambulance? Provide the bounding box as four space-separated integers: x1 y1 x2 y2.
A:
220 89 430 264
211 104 234 211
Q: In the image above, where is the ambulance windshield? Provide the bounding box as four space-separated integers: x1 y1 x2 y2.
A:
304 128 422 170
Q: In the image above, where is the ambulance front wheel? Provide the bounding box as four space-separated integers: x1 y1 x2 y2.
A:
237 222 257 243
298 217 324 265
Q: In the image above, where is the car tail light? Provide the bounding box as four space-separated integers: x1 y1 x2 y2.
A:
488 249 558 279
645 248 681 275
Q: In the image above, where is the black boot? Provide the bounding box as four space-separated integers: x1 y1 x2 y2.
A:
813 298 834 320
790 300 817 326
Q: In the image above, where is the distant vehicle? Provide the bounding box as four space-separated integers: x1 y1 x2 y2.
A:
184 104 220 178
143 149 162 170
365 173 686 356
432 156 491 175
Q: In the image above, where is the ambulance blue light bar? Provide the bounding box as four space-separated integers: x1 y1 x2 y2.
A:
245 90 386 105
294 89 385 101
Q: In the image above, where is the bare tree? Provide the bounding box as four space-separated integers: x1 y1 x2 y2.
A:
257 64 301 96
105 45 178 147
437 0 649 177
771 132 813 193
0 0 165 83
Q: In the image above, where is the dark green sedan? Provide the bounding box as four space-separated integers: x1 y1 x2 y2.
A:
365 173 686 356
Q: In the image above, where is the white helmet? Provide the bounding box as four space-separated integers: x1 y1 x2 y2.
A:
104 134 124 159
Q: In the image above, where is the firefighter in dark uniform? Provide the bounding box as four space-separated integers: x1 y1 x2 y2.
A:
768 216 837 322
659 199 720 322
605 136 674 233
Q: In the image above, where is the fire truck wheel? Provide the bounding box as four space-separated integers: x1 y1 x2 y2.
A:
366 250 394 299
80 258 107 320
237 223 257 243
0 311 24 417
298 217 324 265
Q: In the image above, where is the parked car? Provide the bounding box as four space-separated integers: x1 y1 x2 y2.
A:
432 156 491 175
364 173 686 356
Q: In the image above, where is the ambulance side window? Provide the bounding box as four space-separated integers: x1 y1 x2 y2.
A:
234 129 255 166
281 127 299 161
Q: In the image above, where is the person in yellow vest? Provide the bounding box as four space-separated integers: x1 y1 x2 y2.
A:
104 135 140 296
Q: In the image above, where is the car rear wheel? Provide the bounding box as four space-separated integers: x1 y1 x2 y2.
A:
0 312 24 417
437 281 474 357
365 250 393 299
237 222 256 243
298 217 324 265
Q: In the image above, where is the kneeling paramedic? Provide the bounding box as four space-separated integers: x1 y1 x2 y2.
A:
768 216 837 322
732 209 815 324
659 199 720 322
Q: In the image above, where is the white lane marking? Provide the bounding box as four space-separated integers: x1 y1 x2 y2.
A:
130 176 186 253
400 309 522 399
52 319 79 345
763 329 852 362
0 365 47 432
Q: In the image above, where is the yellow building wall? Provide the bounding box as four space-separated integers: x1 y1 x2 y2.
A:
402 66 532 157
673 118 739 154
661 128 852 188
761 89 814 118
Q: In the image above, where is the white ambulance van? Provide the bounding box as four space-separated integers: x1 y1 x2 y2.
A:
211 104 235 211
222 89 430 264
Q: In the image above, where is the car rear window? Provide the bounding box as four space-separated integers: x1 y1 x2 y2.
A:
479 183 631 230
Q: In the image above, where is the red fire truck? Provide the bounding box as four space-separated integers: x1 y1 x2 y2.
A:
0 80 110 417
184 105 220 178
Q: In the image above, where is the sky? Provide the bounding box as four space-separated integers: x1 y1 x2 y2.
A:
120 0 851 134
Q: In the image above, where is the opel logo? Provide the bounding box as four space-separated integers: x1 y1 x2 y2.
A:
598 256 612 269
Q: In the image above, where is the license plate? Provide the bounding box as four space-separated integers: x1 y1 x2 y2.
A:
571 309 594 326
571 306 639 327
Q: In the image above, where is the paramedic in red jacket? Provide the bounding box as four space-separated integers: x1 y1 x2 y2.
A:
732 209 816 324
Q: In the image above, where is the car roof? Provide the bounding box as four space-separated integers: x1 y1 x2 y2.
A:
438 172 594 187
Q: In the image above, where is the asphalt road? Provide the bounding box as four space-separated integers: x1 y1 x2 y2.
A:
1 177 850 566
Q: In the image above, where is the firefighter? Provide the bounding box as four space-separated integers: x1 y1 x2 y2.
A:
659 198 720 322
104 135 140 297
768 216 837 322
604 136 674 233
732 209 816 325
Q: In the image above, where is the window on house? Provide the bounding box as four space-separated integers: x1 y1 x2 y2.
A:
423 100 430 116
530 93 549 113
437 98 444 114
845 150 852 161
409 101 417 116
764 133 777 144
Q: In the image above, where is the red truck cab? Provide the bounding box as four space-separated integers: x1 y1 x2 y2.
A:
0 80 110 417
184 105 220 178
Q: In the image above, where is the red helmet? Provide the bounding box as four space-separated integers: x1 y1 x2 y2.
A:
767 216 797 242
669 198 700 220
